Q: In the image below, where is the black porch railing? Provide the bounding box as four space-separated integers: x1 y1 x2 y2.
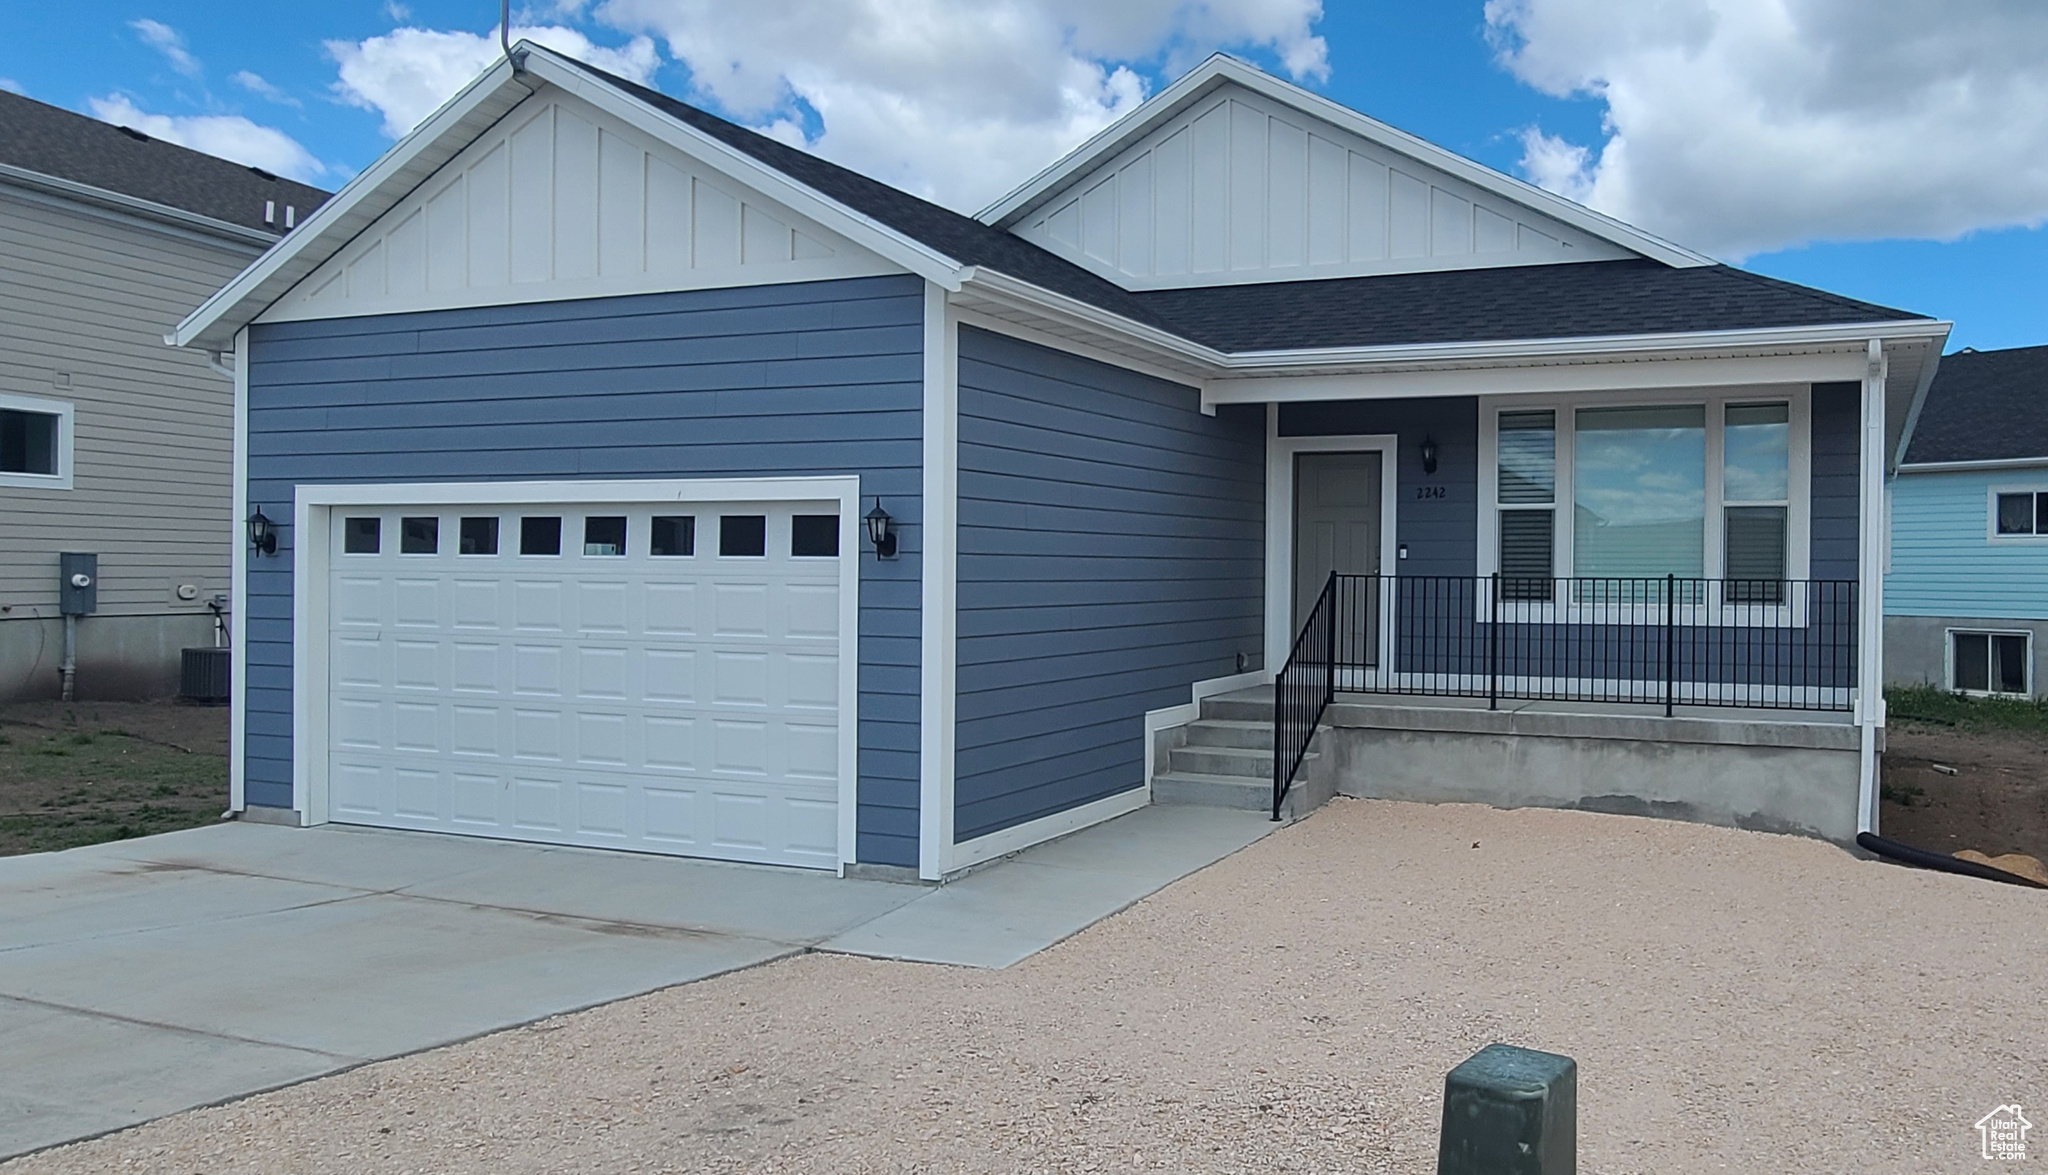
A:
1272 573 1858 816
1272 573 1336 821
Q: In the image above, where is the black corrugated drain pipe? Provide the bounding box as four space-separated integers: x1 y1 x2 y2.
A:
1856 832 2048 890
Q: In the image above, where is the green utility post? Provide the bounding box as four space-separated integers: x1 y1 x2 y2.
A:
1436 1043 1576 1175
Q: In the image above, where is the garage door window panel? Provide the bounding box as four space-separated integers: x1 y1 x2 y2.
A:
791 514 839 558
584 516 627 556
344 517 381 554
521 516 562 556
651 515 695 556
721 515 767 557
460 517 499 555
401 517 440 554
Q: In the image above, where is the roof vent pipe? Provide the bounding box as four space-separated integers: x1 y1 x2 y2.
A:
500 0 511 60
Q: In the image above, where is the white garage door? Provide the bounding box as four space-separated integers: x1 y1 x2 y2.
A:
324 498 846 868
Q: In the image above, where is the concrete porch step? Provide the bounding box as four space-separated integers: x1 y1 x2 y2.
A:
1183 718 1273 751
1198 694 1274 724
1166 742 1274 779
1153 770 1273 812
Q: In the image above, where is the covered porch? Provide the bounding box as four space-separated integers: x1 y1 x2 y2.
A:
1196 329 1945 839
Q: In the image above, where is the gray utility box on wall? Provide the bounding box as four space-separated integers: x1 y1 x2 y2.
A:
59 552 97 615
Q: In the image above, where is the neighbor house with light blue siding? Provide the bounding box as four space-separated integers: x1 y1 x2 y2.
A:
170 43 1953 879
1887 344 2048 696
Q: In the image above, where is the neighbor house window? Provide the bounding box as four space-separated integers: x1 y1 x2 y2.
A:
1992 490 2048 537
1484 392 1806 599
0 395 72 488
1951 630 2029 696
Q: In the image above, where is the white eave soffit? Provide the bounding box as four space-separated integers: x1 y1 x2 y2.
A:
976 54 1715 272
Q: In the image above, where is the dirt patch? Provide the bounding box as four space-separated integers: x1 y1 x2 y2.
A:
1880 722 2048 864
0 701 228 856
6 800 2042 1174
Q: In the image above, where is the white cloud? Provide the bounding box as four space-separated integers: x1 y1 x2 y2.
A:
0 79 22 95
594 0 1328 211
86 94 329 183
231 69 301 107
130 18 202 78
1486 0 2048 259
326 25 658 138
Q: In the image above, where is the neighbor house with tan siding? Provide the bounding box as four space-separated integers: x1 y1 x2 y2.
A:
0 91 327 701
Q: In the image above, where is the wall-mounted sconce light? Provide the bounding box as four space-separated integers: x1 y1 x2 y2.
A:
863 497 897 558
247 507 278 556
1420 435 1439 475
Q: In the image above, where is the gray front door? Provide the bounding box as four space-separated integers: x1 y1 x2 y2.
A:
1294 452 1383 663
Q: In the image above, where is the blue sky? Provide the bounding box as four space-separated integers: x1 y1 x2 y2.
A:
3 1 2043 353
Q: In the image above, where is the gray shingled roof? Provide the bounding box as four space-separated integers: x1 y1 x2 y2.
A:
0 90 330 234
1131 260 1924 351
1902 344 2048 465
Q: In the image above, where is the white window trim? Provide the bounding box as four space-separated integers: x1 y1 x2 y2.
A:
1984 485 2048 543
292 475 864 873
1945 627 2033 697
1476 385 1812 624
0 391 75 490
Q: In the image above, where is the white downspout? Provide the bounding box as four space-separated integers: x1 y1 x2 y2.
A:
1856 339 1888 834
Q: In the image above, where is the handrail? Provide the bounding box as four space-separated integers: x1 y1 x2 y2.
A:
1272 571 1337 821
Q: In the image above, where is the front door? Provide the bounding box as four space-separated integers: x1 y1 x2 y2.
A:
1294 452 1383 666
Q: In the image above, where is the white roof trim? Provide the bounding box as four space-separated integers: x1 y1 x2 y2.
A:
171 42 969 352
956 265 1951 377
1897 456 2048 473
0 162 279 247
976 54 1716 270
169 55 534 350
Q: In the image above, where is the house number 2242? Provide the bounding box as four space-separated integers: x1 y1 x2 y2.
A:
1414 485 1447 500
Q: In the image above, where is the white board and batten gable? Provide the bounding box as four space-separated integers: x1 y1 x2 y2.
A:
258 86 897 325
1002 80 1635 291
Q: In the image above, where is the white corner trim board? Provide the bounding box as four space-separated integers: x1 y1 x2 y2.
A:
919 283 961 880
1856 341 1888 834
288 475 863 869
229 330 249 813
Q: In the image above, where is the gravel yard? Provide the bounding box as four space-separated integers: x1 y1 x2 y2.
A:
9 798 2042 1174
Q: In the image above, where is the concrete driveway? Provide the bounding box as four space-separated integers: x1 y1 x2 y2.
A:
0 806 1270 1160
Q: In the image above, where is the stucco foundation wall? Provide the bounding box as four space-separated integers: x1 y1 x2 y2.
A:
1885 614 2048 693
0 612 220 701
1317 703 1862 842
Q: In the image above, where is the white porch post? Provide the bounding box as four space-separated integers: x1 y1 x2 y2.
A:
1855 339 1888 834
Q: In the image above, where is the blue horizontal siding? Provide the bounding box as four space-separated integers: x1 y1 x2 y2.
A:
954 327 1265 842
1888 464 2048 619
242 275 924 868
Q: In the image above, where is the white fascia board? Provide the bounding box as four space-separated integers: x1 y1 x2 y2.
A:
1897 456 2048 474
169 56 535 351
522 48 965 290
0 163 278 247
977 54 1717 270
1208 353 1873 405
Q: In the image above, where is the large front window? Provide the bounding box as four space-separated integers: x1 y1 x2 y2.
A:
1485 392 1806 596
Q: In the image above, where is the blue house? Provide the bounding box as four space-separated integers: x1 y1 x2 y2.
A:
1887 344 2048 696
170 46 1950 876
